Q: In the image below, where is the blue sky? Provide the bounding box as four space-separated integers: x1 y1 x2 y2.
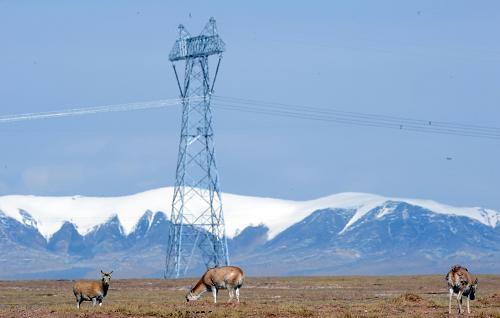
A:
0 1 499 210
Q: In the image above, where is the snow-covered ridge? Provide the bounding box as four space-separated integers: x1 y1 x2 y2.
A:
0 188 498 239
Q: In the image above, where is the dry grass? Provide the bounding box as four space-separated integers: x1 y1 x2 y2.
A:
0 275 499 317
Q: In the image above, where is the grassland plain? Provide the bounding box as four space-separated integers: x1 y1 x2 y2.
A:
0 276 499 318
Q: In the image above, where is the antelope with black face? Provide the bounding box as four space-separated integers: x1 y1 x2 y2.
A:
72 270 113 309
446 265 478 314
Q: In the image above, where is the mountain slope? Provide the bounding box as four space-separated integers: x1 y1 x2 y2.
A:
47 221 86 255
231 203 500 276
0 210 46 250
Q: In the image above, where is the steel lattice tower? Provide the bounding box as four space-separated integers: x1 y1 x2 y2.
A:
165 17 229 278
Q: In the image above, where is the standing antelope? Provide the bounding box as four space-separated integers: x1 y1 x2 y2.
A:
73 270 113 309
446 265 478 314
186 266 244 303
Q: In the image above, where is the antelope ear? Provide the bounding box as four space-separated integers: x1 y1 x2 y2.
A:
101 270 105 275
109 271 113 275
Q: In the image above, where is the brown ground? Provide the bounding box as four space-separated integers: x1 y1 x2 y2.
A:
0 276 499 317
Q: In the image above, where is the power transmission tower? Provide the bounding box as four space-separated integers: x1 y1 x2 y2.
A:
165 17 229 278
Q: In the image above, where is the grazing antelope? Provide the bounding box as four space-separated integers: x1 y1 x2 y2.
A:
186 266 244 303
446 265 478 314
73 270 113 309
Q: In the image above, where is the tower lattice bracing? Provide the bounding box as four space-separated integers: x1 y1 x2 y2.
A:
165 18 229 278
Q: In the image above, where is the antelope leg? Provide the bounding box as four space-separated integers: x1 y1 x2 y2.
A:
448 289 453 314
212 288 217 304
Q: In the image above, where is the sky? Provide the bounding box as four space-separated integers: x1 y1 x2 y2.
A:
0 1 499 210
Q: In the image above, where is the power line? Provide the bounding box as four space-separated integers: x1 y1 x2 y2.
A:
212 96 500 140
0 97 202 123
1 94 499 140
214 95 500 132
214 102 500 139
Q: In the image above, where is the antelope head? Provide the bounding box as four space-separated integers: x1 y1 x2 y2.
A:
185 284 204 302
469 278 478 300
186 291 201 302
101 270 113 285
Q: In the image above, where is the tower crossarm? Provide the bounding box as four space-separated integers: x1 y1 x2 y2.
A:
169 35 225 61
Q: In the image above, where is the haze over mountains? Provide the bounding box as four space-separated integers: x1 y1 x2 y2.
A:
0 188 498 279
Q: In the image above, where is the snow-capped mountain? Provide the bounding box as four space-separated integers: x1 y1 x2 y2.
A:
1 188 498 239
0 188 499 279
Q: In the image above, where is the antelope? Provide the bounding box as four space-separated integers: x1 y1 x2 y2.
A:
73 270 113 309
186 266 244 303
446 265 478 314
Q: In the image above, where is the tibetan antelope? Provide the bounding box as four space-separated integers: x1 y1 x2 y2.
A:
73 270 113 309
446 265 478 314
186 266 245 303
